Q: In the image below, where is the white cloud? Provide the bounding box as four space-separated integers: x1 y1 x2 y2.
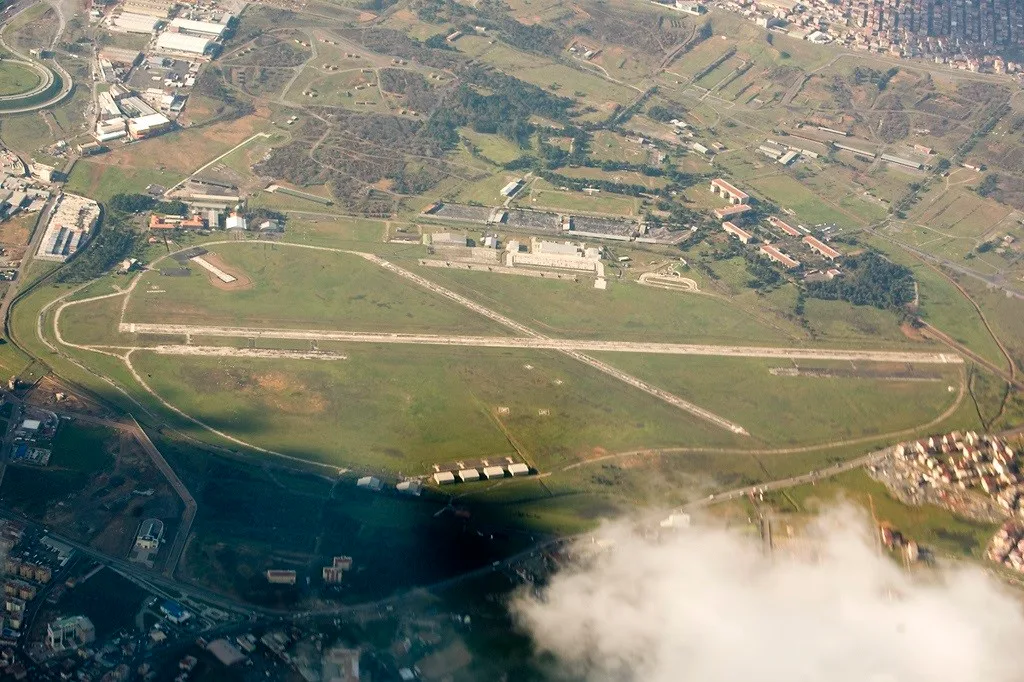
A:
512 507 1024 682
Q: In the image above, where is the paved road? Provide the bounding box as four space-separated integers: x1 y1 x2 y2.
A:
120 323 965 364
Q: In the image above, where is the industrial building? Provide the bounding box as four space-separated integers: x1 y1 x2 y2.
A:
225 212 247 230
356 476 382 491
760 244 801 269
36 194 100 262
169 17 227 37
482 465 506 479
500 179 524 197
507 462 530 476
710 178 750 204
122 0 175 17
160 600 191 624
768 215 801 237
778 150 799 165
431 231 468 246
881 153 924 170
722 221 753 244
156 32 212 55
803 235 841 260
128 113 172 139
457 468 480 482
112 12 160 33
98 47 142 66
432 471 455 485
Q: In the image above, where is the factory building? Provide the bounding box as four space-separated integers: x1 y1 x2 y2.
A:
156 32 212 55
710 178 750 204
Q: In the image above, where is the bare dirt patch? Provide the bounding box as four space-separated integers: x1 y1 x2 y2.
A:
202 251 253 291
99 107 271 175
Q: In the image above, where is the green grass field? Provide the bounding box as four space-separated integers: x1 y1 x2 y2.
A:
129 345 746 472
0 61 42 96
122 242 512 335
64 162 182 204
411 265 800 345
779 469 999 559
588 354 964 447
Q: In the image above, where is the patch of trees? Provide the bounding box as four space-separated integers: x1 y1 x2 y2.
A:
56 209 142 284
745 252 783 290
977 173 999 197
605 87 657 127
804 252 914 311
647 104 684 123
424 33 454 50
225 34 311 67
108 193 186 215
425 71 575 148
537 170 651 197
194 67 255 121
537 127 589 168
877 95 910 143
379 68 445 113
851 66 898 90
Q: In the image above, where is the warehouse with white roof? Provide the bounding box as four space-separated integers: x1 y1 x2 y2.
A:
156 32 211 55
112 12 160 33
169 17 227 37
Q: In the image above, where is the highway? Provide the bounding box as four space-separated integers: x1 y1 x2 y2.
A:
120 323 965 364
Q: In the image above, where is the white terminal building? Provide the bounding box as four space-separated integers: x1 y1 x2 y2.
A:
36 194 100 262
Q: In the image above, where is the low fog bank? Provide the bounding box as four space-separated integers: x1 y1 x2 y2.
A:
512 507 1024 682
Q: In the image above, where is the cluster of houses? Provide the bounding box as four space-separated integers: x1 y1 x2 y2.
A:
892 432 1018 496
708 0 1024 80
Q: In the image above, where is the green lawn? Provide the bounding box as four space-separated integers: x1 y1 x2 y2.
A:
412 265 797 345
64 162 183 204
588 354 964 447
0 61 42 96
122 242 511 335
781 469 999 560
129 345 746 473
